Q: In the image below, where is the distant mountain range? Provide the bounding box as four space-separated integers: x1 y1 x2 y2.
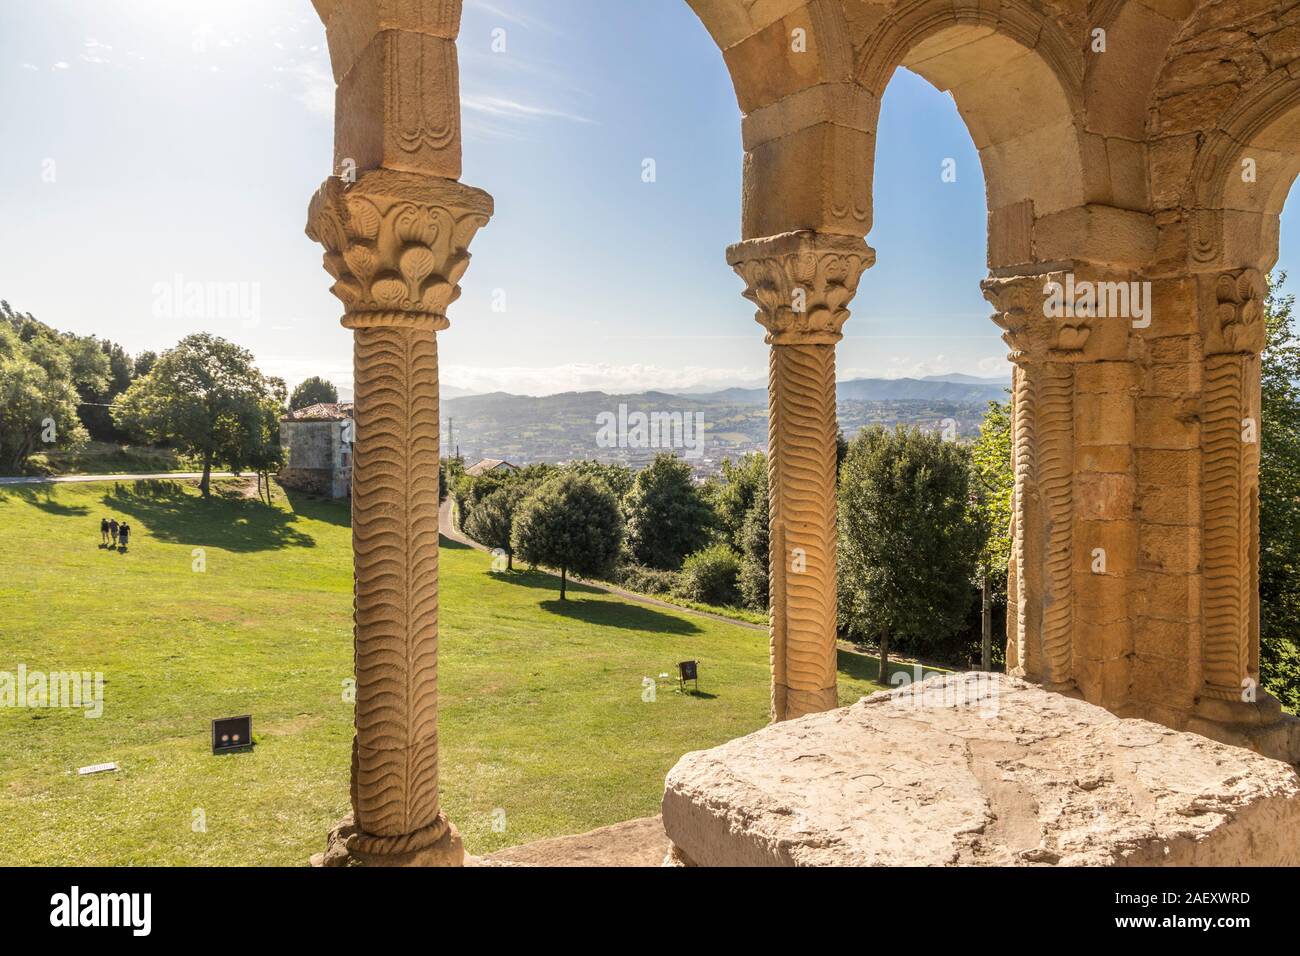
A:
441 376 1010 473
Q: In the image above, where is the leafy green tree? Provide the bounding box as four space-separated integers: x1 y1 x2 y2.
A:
133 351 157 379
564 460 634 500
1261 273 1300 711
971 399 1013 668
837 426 984 676
737 491 770 611
289 376 339 411
512 473 624 599
624 453 714 570
464 485 523 569
0 303 105 472
710 452 767 551
113 333 280 498
676 543 742 606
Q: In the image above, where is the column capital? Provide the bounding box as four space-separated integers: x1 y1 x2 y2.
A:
727 231 874 346
982 273 1092 365
1206 267 1267 356
306 169 492 332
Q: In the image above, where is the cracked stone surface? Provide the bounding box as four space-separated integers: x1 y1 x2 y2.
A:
661 674 1300 867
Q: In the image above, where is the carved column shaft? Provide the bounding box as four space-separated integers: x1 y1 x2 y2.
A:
307 170 491 865
1199 269 1265 706
729 231 873 722
984 275 1088 692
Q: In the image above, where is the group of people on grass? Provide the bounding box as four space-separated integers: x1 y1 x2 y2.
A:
99 517 132 551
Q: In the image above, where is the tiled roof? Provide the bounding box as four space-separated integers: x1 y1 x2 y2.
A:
283 402 354 422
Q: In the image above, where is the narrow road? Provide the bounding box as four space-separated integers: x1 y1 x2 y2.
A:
438 498 767 633
0 472 235 486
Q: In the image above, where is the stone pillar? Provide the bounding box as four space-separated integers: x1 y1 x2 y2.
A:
984 273 1112 696
1189 268 1276 729
728 231 873 722
306 170 490 867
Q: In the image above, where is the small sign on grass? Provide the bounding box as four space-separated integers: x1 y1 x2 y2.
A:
211 715 253 755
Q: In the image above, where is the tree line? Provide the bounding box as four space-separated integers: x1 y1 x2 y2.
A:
1 303 341 502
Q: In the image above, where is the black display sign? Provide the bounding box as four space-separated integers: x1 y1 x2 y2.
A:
211 715 253 755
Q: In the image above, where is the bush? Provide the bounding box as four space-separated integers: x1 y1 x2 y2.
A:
675 544 742 607
613 563 679 596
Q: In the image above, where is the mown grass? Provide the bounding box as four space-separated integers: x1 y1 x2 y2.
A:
0 479 891 866
22 441 197 477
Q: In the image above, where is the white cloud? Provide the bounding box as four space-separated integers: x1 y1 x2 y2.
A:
21 63 38 71
282 61 334 117
462 94 595 125
52 61 70 71
80 39 112 65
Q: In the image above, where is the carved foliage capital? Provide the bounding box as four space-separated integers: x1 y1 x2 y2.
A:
1209 268 1266 356
982 273 1091 364
306 169 492 330
727 232 874 345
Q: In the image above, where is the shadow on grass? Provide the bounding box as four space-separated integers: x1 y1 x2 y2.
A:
0 485 91 517
439 534 474 550
280 486 350 528
100 479 315 552
490 568 603 597
539 597 703 635
837 647 949 687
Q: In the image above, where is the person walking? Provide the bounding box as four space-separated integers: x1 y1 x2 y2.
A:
109 518 119 547
118 522 130 551
100 517 110 547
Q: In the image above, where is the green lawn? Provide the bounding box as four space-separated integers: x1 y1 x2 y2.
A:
0 479 889 866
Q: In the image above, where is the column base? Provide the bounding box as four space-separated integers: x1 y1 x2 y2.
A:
310 813 464 868
1186 691 1300 765
773 684 838 722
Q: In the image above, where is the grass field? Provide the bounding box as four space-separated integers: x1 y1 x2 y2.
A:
0 478 896 866
21 441 198 477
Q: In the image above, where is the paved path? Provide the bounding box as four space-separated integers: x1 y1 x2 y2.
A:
438 498 767 633
0 472 235 486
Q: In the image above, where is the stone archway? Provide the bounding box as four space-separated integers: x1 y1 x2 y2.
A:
304 0 1300 867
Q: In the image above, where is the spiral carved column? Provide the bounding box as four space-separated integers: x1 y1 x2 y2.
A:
1196 269 1267 718
728 232 873 722
307 169 492 865
983 275 1087 692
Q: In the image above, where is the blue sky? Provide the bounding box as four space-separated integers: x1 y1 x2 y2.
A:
1 0 1296 397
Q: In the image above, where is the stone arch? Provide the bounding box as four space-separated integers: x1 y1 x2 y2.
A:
1180 73 1300 271
859 0 1086 257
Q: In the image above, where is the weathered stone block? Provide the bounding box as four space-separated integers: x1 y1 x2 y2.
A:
335 30 461 179
662 674 1300 866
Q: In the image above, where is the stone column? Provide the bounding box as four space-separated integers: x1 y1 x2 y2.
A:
983 274 1094 694
306 170 491 866
1192 268 1272 725
728 231 873 722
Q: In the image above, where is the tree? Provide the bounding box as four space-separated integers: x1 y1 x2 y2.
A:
290 376 339 411
837 426 984 678
737 490 770 611
970 399 1014 669
1261 272 1300 711
0 303 104 472
676 543 743 606
563 460 633 500
709 452 767 552
133 351 157 379
512 473 624 599
113 333 281 498
464 485 523 569
624 453 714 570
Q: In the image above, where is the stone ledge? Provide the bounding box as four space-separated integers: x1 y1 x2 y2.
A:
662 673 1300 867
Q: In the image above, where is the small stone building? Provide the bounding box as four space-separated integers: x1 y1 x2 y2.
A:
279 402 354 499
